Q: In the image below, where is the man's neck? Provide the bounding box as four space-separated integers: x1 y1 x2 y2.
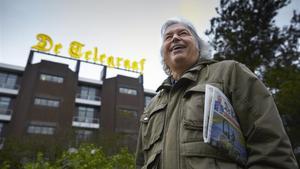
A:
171 60 199 80
171 72 182 81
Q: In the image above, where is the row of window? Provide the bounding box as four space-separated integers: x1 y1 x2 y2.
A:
26 125 95 142
25 123 95 139
1 71 142 99
1 73 64 86
1 122 93 143
0 95 151 115
1 71 142 94
1 96 140 119
0 72 64 89
77 107 138 121
77 86 138 100
78 86 138 100
1 96 61 110
0 104 144 138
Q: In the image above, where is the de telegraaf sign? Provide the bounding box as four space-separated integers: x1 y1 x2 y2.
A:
31 33 146 74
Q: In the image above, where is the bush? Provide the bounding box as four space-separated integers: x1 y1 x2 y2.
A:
21 144 134 169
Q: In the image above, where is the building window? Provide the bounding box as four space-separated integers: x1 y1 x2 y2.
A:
40 74 64 84
34 97 60 108
119 87 137 96
77 106 96 123
76 129 93 140
0 97 11 115
0 72 18 89
27 125 55 135
0 97 11 109
144 96 152 107
78 86 99 100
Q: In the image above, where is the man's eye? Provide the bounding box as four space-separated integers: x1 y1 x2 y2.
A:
180 31 188 36
164 35 172 41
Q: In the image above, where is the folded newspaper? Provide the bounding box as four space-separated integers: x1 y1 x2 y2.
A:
203 84 247 165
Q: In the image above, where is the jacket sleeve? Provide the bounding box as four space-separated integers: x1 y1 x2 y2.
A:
228 62 298 169
135 126 144 169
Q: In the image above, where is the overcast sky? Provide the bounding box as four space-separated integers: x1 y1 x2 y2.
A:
0 0 299 91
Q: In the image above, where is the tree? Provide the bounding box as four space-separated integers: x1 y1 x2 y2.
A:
206 0 300 163
264 11 300 87
206 0 290 73
264 11 300 163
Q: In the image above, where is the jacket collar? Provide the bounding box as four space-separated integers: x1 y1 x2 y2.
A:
156 58 216 92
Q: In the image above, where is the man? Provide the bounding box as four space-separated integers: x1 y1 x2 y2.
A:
136 18 298 169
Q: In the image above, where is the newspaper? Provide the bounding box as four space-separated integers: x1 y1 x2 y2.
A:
203 84 247 165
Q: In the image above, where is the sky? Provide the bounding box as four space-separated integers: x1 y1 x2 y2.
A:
0 0 299 91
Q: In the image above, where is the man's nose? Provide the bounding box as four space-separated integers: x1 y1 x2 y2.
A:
171 34 181 42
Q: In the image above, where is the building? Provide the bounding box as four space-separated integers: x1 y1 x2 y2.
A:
0 50 156 150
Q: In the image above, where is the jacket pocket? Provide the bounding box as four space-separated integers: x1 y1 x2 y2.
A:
140 103 166 151
181 84 206 143
181 142 242 169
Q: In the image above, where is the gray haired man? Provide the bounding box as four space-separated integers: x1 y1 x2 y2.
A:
135 17 298 169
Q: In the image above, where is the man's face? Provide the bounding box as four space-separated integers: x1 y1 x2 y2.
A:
162 23 199 73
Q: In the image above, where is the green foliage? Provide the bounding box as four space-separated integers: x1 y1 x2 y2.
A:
110 148 135 169
5 144 135 169
57 144 111 169
0 136 66 169
0 161 11 169
206 0 291 72
0 131 135 168
23 153 54 169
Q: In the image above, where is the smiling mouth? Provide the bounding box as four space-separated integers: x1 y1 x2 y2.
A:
170 44 186 52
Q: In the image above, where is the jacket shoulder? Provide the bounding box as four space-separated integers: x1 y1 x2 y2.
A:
210 60 254 75
211 60 240 68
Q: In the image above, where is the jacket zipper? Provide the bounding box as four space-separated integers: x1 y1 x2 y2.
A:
177 94 184 169
161 90 172 169
178 87 190 169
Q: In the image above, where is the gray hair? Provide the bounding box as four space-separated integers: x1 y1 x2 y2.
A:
160 17 211 75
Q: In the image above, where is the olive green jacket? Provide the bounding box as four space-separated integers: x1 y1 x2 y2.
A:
136 59 298 169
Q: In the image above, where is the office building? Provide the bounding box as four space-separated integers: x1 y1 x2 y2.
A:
0 50 156 150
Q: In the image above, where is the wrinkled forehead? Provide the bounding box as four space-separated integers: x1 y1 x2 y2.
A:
163 23 191 36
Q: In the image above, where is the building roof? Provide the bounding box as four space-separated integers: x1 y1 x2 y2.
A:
78 77 103 85
0 62 156 94
0 63 25 72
